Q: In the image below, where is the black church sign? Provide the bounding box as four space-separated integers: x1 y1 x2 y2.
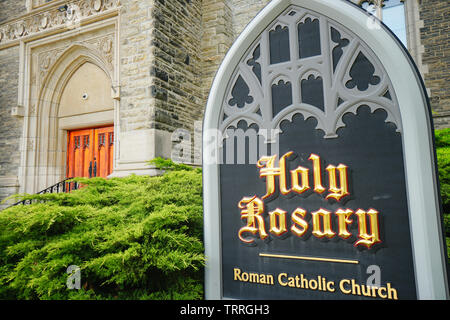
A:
203 0 449 300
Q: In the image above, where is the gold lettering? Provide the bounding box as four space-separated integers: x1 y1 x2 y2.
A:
300 274 309 289
327 281 335 292
311 208 336 238
279 152 293 195
321 277 327 291
257 152 351 199
288 276 295 287
257 155 280 199
378 286 387 299
234 268 274 285
351 279 361 296
269 208 288 236
326 164 350 201
340 279 351 294
278 273 288 286
309 279 318 290
240 153 385 248
290 165 310 194
234 268 242 281
238 196 268 243
291 208 308 237
371 286 378 297
249 273 259 283
354 209 381 248
257 152 297 197
309 154 326 194
361 284 372 297
335 208 353 239
263 274 274 285
387 283 398 300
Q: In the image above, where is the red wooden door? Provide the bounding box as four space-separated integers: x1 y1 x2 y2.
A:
67 126 114 179
94 126 114 179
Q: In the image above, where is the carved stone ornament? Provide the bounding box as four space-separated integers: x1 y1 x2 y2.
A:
15 23 25 37
36 33 115 91
100 37 112 54
41 53 51 70
40 16 48 30
220 6 401 139
0 0 120 46
93 0 103 11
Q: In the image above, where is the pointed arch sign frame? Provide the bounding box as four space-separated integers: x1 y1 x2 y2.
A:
203 0 449 300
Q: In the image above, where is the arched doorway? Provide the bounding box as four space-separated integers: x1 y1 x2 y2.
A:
20 43 117 194
59 61 115 179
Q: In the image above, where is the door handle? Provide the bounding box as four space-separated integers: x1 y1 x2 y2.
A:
89 161 93 178
93 158 97 177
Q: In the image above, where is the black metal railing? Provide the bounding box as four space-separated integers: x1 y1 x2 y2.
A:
10 178 80 206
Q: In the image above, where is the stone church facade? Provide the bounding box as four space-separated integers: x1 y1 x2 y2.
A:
0 0 448 208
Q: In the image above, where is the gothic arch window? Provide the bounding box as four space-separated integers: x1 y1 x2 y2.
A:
359 0 407 47
219 6 402 140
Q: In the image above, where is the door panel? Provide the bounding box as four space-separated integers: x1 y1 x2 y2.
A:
82 134 93 178
94 126 114 179
67 128 93 178
67 126 114 179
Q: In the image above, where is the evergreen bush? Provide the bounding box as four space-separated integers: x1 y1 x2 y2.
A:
0 159 204 300
435 128 450 261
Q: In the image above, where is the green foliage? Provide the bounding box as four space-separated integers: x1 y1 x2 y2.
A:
148 157 195 172
435 128 450 149
0 161 204 300
435 129 450 261
437 147 450 216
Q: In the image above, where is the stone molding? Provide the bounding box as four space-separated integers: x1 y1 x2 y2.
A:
0 0 120 49
17 18 119 194
35 32 115 95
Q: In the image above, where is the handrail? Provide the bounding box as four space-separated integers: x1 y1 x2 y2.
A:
10 178 80 207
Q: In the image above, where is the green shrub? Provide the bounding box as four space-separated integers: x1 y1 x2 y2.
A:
435 129 450 261
148 157 194 172
435 128 450 149
437 146 450 216
0 159 204 300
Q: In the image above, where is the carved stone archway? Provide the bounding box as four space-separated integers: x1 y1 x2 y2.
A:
20 41 117 194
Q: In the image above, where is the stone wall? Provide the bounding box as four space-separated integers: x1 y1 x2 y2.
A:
0 0 26 24
116 0 168 175
119 0 154 133
151 0 205 164
418 0 450 129
230 0 269 39
200 0 233 101
151 0 203 133
0 45 22 206
118 0 205 166
200 0 269 97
